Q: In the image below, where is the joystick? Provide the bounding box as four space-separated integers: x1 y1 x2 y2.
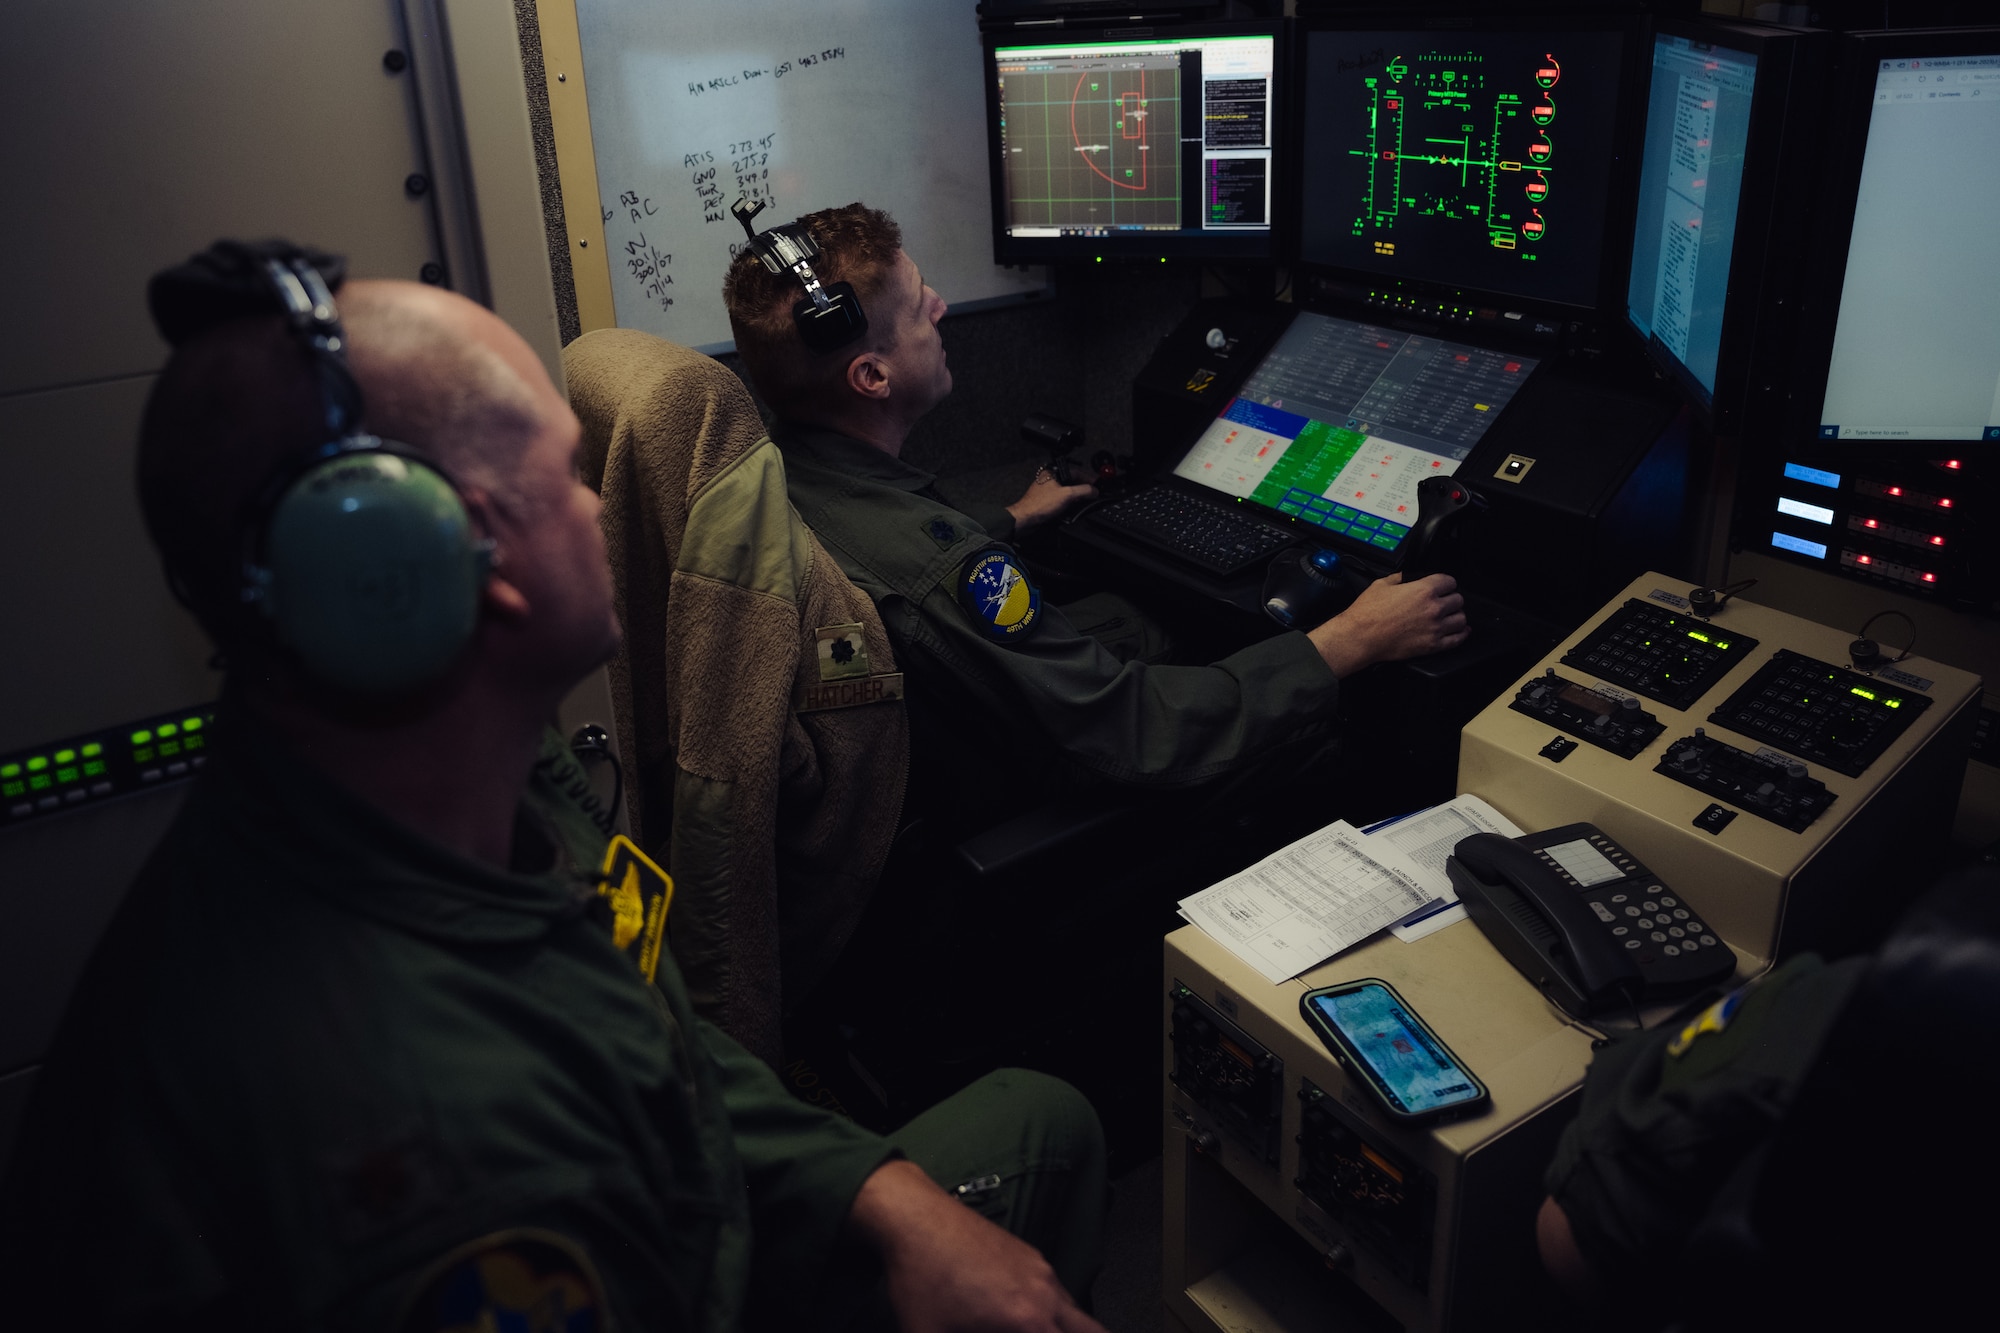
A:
1400 475 1485 580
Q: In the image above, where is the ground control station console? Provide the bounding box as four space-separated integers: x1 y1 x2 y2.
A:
1160 572 1980 1333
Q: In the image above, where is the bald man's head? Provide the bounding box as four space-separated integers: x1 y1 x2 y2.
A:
137 280 546 651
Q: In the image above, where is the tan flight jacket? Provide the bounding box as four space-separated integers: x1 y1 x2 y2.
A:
567 329 908 1065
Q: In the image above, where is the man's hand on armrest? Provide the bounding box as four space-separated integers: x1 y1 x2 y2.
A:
846 1159 1105 1333
1308 572 1469 678
1005 468 1098 534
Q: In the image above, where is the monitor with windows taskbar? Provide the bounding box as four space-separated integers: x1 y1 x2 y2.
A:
1788 28 2000 451
982 21 1285 263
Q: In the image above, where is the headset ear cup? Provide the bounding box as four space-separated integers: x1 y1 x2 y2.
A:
260 453 484 693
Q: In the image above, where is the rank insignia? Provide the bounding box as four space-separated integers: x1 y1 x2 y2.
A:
597 835 672 983
925 516 959 549
815 622 872 681
397 1228 605 1333
957 546 1041 643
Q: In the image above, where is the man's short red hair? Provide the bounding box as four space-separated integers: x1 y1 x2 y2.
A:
720 202 903 416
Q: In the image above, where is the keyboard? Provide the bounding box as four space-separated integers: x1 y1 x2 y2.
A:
1707 648 1931 778
1560 599 1760 712
1089 487 1294 576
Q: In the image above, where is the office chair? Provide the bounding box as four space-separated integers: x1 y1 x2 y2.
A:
566 329 910 1065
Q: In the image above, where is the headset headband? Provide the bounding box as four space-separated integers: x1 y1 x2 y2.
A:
732 197 869 354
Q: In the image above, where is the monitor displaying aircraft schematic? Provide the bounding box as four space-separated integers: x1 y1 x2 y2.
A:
983 23 1283 262
1172 310 1539 553
1294 23 1630 310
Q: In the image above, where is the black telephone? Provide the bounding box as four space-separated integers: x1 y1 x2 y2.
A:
1445 824 1736 1018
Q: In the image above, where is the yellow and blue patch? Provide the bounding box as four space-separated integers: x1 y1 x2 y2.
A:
1667 983 1749 1059
397 1229 605 1333
957 546 1042 643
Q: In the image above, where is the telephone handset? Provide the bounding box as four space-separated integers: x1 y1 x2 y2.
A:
1445 824 1736 1019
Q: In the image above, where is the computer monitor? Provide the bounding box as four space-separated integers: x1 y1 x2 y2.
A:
1292 16 1636 314
1171 309 1540 561
1799 29 2000 446
1625 21 1827 431
983 21 1284 262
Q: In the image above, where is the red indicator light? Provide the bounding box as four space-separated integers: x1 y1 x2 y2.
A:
1887 486 1903 496
1923 572 1938 583
1455 354 1469 362
1864 519 1879 528
1858 554 1873 565
1939 497 1953 508
1946 459 1962 469
1931 535 1946 546
1504 361 1521 373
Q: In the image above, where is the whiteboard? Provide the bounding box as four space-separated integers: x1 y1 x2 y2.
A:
572 0 1046 351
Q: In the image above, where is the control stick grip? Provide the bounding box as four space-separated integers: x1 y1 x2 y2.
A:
1400 475 1484 581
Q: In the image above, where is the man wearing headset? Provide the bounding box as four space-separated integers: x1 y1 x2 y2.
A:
0 243 1105 1332
721 203 1468 836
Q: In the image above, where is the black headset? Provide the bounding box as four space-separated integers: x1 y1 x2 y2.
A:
731 197 869 353
235 253 492 694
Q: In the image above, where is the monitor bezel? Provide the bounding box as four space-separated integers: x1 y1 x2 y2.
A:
1285 10 1649 323
1783 27 2000 451
1623 18 1828 435
982 19 1289 264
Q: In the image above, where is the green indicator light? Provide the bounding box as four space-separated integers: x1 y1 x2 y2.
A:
184 735 206 751
26 756 48 772
158 740 182 758
1715 641 1732 650
131 730 152 745
81 742 102 758
1687 630 1711 643
183 717 204 733
29 775 51 791
83 760 106 777
55 748 76 764
133 747 155 763
158 722 178 738
1 782 21 797
1851 687 1877 701
56 767 79 784
1887 699 1902 709
0 764 18 779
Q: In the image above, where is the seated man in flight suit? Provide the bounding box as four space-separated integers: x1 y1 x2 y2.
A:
0 242 1106 1332
719 203 1470 839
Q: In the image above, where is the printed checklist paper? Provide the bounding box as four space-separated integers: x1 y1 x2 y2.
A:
1178 820 1430 983
1178 795 1525 982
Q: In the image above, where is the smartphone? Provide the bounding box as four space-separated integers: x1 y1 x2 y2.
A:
1300 979 1490 1123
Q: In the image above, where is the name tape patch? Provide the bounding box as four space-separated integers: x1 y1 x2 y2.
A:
797 672 906 713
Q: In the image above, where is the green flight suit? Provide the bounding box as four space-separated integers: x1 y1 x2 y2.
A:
772 422 1343 799
1543 954 1869 1303
0 717 1102 1329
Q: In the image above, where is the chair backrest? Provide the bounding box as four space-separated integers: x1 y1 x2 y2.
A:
565 329 908 1064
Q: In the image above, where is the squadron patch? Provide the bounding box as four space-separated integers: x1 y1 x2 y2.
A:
1667 983 1750 1059
397 1228 605 1333
957 546 1042 643
597 834 673 983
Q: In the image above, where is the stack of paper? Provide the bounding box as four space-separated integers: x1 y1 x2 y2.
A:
1178 794 1523 984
